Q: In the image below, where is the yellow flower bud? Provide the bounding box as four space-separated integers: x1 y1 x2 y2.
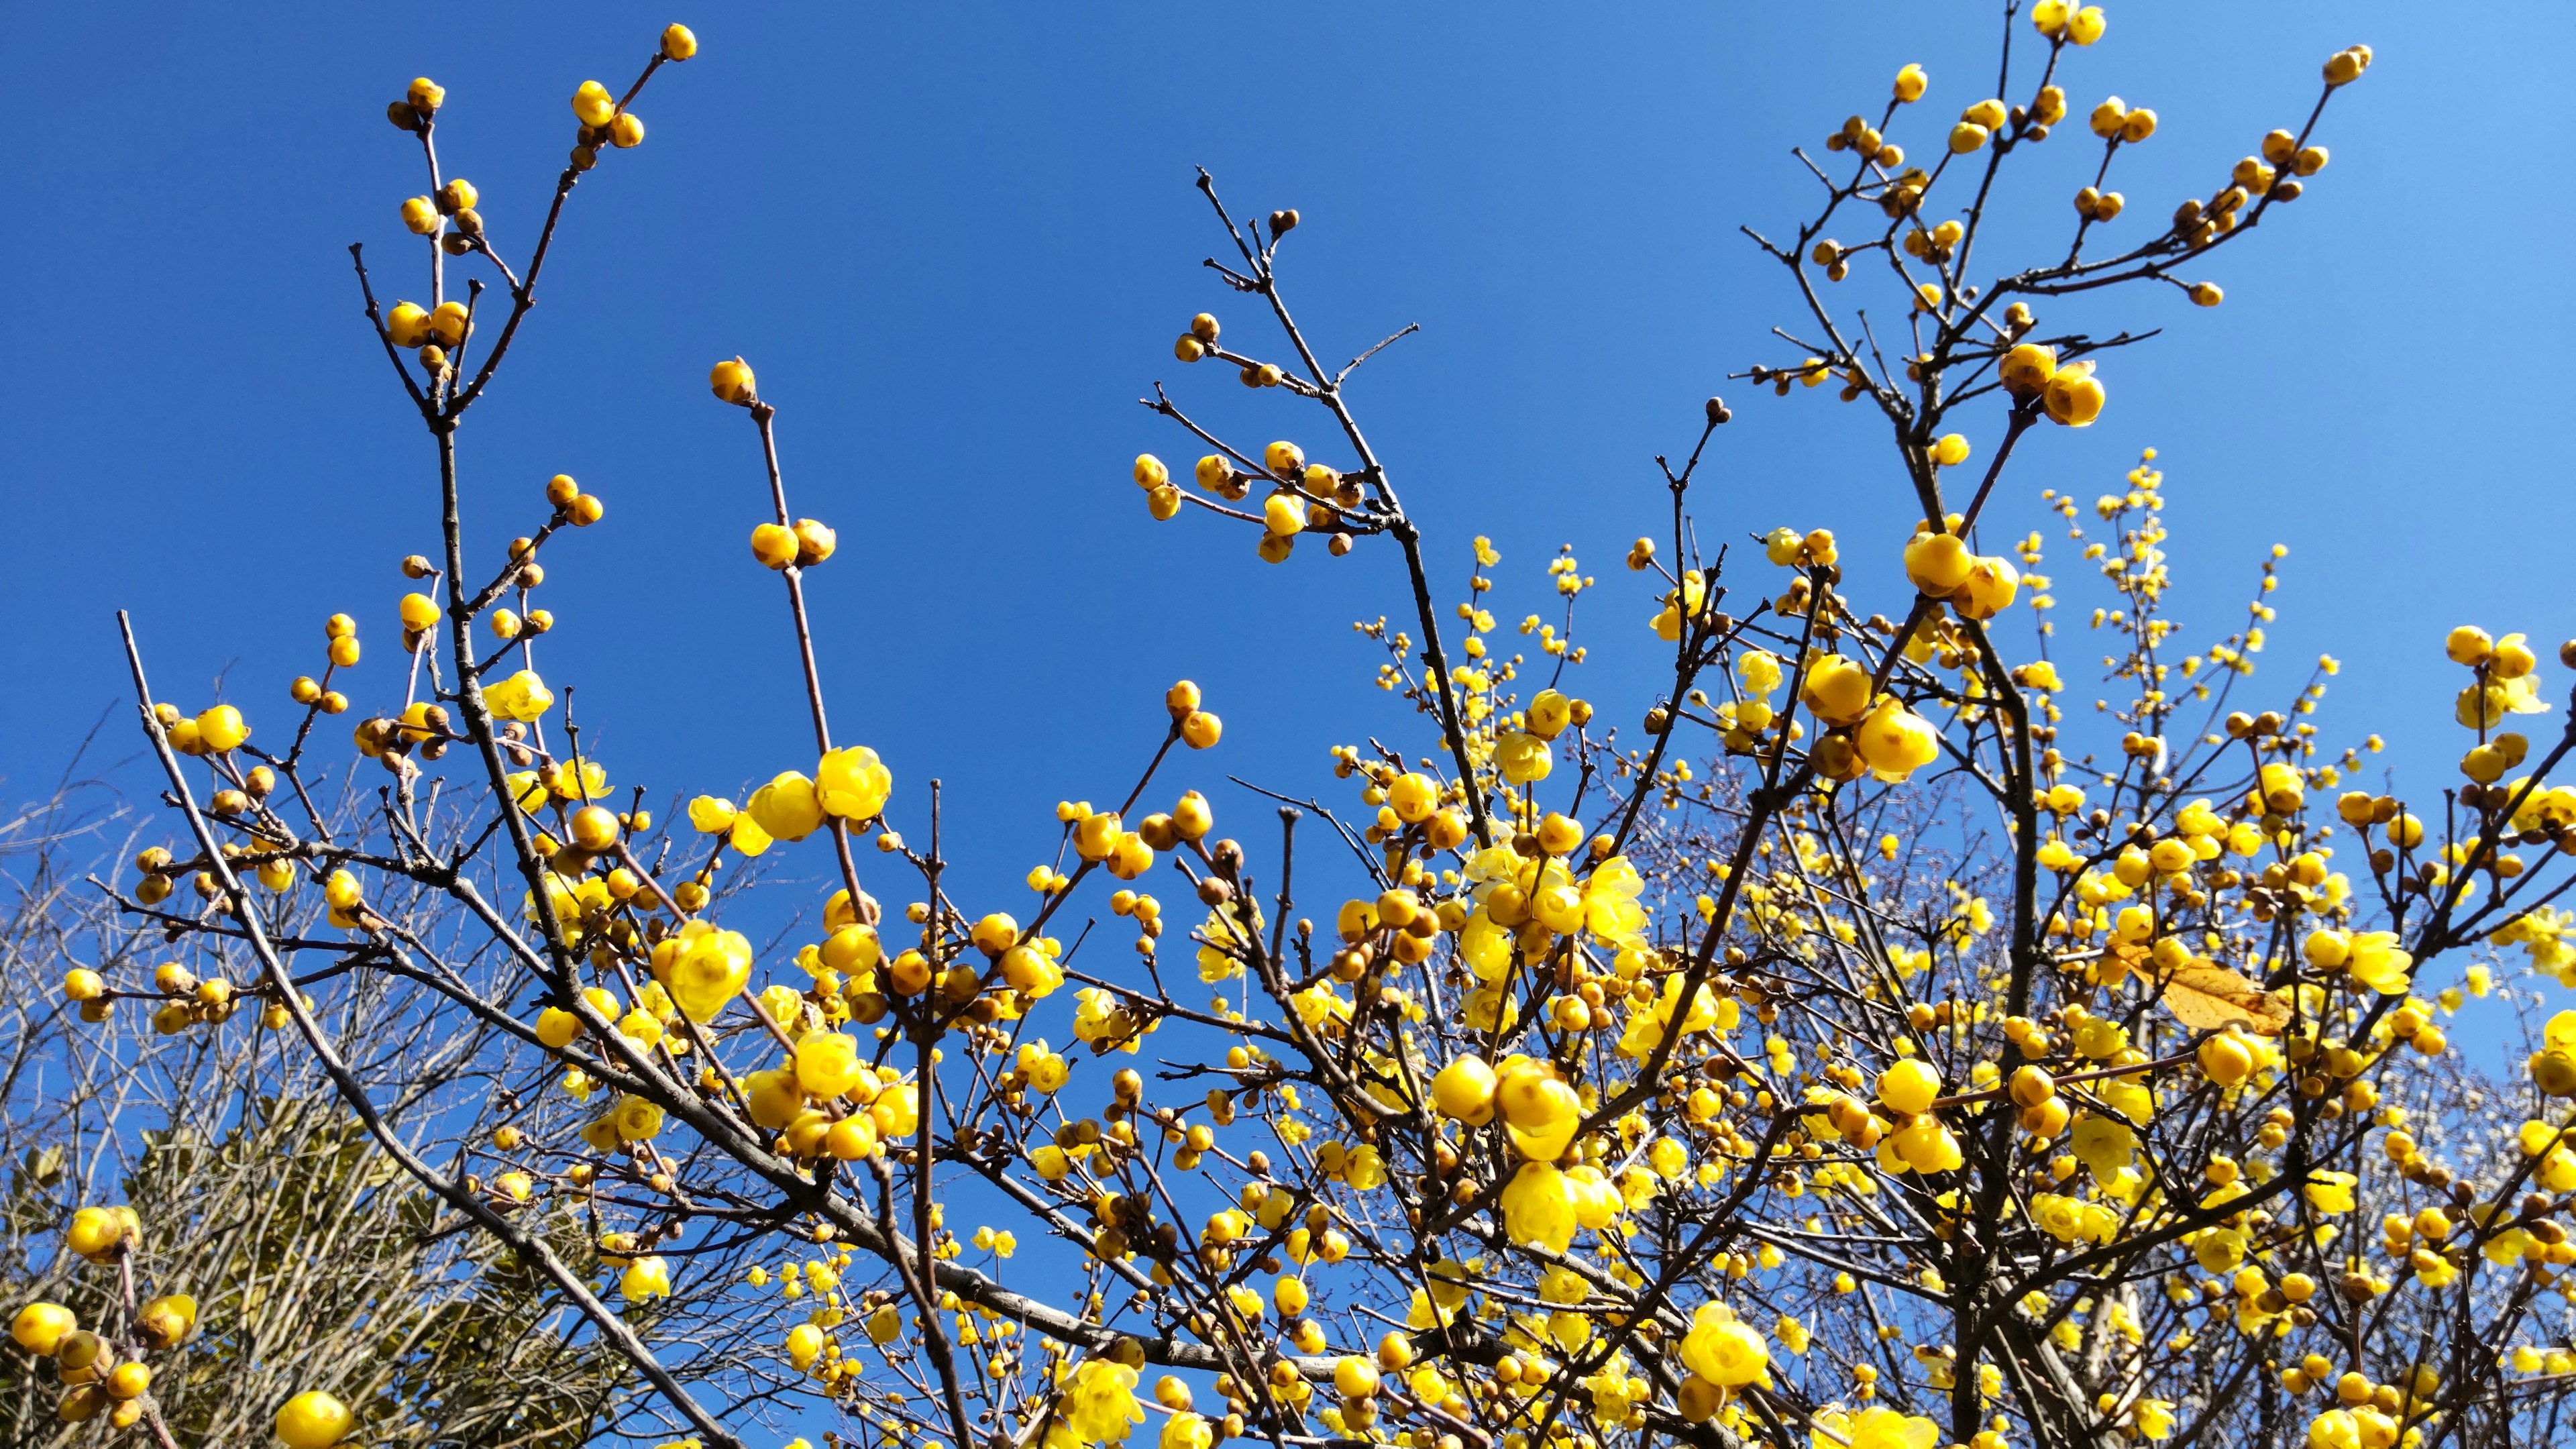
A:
710 356 757 404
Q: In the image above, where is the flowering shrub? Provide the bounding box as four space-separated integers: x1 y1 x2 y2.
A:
19 12 2576 1449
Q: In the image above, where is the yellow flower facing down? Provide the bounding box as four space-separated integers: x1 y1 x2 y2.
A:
816 745 893 822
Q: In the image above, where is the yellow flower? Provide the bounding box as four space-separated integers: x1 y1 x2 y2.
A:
1954 554 2019 619
620 1255 673 1300
2306 1409 2360 1449
1059 1359 1145 1446
611 1095 664 1142
2303 1170 2357 1216
663 924 754 1022
1432 1057 1499 1124
1904 531 1974 596
194 704 250 753
2043 360 2105 427
2344 931 2413 996
484 669 554 722
1497 731 1552 784
1679 1304 1770 1387
1877 1059 1939 1115
710 356 757 405
1800 654 1874 727
572 80 616 127
1740 649 1784 696
795 1032 866 1097
274 1391 355 1449
2070 1113 2137 1178
2000 342 2057 396
1852 699 1940 783
1498 1059 1582 1161
1501 1162 1580 1251
10 1303 76 1355
747 771 824 842
1810 1406 1938 1449
816 745 894 822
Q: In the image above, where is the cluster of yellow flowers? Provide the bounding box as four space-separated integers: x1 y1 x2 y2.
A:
10 1210 203 1436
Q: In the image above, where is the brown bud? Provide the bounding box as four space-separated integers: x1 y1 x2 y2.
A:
1705 396 1731 425
1270 208 1300 235
386 101 422 132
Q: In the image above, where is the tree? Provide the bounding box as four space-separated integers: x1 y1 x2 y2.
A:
0 785 702 1446
18 10 2576 1449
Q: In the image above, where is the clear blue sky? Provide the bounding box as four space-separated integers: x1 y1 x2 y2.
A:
5 3 2567 910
